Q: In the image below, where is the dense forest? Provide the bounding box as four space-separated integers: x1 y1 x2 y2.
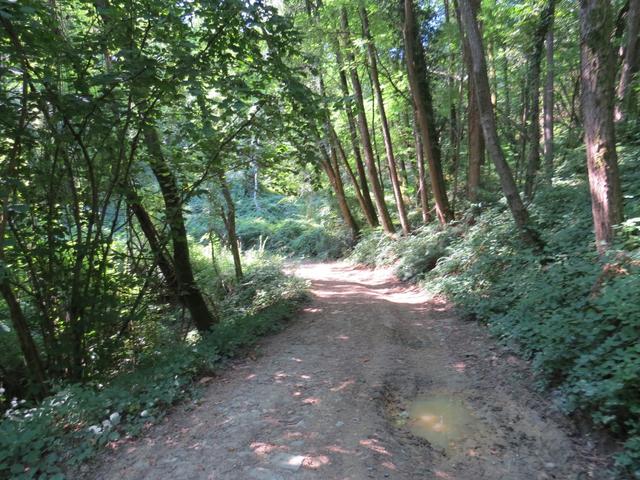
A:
1 0 639 478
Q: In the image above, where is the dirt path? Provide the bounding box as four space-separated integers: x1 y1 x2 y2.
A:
90 262 612 479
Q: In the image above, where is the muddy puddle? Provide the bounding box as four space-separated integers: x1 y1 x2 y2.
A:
396 395 485 451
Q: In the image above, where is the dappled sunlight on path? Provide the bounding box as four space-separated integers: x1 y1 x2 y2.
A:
90 261 612 480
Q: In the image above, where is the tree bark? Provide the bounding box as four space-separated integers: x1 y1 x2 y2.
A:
524 0 555 200
0 281 48 391
143 125 217 332
543 5 555 181
402 0 453 225
457 0 542 248
615 0 640 122
334 41 379 227
320 137 361 242
340 8 395 234
127 186 179 294
455 0 485 203
331 125 372 227
580 0 624 251
413 108 431 223
360 5 411 235
217 172 243 281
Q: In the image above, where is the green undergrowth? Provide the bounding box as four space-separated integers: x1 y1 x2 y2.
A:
350 148 640 477
0 256 308 480
188 189 352 259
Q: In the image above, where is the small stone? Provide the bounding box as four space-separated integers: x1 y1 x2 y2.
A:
544 462 556 469
271 453 305 471
109 412 121 425
335 421 344 427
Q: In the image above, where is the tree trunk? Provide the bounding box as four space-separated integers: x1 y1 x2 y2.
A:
543 5 555 181
360 5 411 235
217 172 243 281
334 42 379 227
0 281 48 392
413 108 431 223
331 125 372 227
457 0 542 248
402 0 453 225
615 0 640 122
524 0 555 200
127 186 179 294
456 0 485 203
143 126 217 332
320 138 361 242
340 8 395 234
0 70 48 394
580 0 624 251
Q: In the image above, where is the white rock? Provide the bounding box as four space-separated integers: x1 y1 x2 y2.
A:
109 412 121 425
87 425 102 435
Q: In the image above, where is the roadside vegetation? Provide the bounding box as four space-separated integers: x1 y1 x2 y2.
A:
350 146 640 474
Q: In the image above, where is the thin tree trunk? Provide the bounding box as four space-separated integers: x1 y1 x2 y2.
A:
340 7 395 234
331 125 372 226
580 0 624 251
127 186 179 294
413 108 431 223
615 0 640 122
457 0 542 248
0 71 48 393
217 172 243 281
0 282 48 391
360 5 411 235
524 0 555 200
143 126 217 332
334 42 379 227
402 0 453 225
543 5 555 181
455 0 485 203
320 138 361 242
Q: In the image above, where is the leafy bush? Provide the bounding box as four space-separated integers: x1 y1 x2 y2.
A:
0 260 307 479
349 224 456 281
189 190 352 259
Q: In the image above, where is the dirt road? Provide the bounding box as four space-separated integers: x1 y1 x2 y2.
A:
91 262 612 479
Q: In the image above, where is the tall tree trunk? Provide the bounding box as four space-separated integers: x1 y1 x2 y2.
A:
127 186 179 294
360 5 411 235
320 138 361 242
456 0 485 203
516 76 530 187
615 0 640 122
217 172 243 281
340 8 395 234
0 281 48 392
334 42 378 227
413 108 431 223
143 126 217 332
0 71 48 394
543 5 555 181
331 125 372 226
402 0 453 225
580 0 624 252
457 0 542 248
524 0 555 200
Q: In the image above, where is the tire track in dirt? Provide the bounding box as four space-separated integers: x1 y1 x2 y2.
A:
88 262 613 480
